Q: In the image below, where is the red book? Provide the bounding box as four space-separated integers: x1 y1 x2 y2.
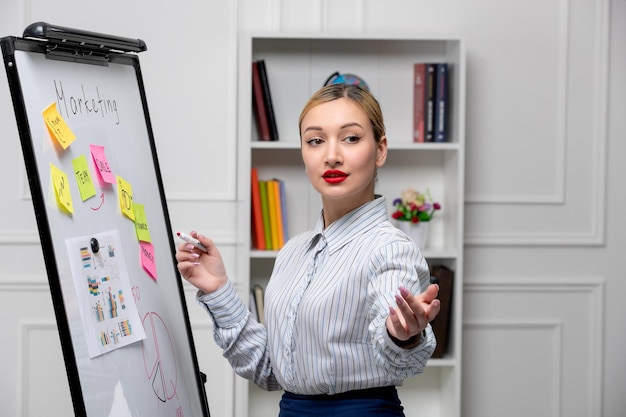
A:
252 61 271 141
413 63 427 143
250 168 265 250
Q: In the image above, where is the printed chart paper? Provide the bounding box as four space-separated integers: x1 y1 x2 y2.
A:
66 230 146 358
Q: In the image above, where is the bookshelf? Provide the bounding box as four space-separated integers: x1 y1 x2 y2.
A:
236 33 465 417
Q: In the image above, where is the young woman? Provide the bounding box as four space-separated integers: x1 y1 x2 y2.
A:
176 84 440 416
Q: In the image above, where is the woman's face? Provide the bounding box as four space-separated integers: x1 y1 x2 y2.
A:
300 97 387 208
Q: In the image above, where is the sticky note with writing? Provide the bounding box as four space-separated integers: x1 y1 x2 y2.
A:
133 203 151 242
116 175 134 221
72 155 96 201
43 102 76 149
139 241 157 281
90 144 116 184
50 163 74 214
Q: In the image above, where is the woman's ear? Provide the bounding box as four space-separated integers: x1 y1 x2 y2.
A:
376 136 388 167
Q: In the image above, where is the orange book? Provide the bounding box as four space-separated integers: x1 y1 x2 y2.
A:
272 179 285 248
250 168 265 250
266 180 280 250
276 178 288 243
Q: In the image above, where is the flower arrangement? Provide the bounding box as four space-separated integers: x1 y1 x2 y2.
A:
391 188 441 223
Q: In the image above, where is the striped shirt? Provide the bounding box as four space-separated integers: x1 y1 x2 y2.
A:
197 196 435 395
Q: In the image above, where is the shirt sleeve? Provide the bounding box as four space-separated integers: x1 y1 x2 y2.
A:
367 239 437 379
196 280 282 391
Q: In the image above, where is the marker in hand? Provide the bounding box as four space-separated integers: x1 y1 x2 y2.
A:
177 232 208 252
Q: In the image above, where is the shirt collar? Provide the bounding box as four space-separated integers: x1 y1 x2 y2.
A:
309 195 388 255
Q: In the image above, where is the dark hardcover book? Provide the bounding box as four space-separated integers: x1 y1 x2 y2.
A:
257 59 279 141
249 289 259 321
424 63 437 142
434 63 449 142
252 61 271 141
253 284 266 326
413 63 427 143
429 264 454 358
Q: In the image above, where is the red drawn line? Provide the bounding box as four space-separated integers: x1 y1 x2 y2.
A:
90 193 105 211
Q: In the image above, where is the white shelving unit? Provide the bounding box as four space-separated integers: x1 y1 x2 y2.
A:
236 33 465 417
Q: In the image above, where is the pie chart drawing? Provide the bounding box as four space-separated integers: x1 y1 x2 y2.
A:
142 311 178 402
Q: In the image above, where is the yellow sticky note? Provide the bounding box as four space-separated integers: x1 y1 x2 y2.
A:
133 203 151 242
117 175 134 221
50 163 74 214
72 155 96 202
43 102 76 149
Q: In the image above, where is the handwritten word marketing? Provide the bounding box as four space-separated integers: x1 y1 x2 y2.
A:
54 80 120 125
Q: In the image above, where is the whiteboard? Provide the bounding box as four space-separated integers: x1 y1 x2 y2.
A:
2 32 210 417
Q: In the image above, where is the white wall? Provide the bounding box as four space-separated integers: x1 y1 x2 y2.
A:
1 1 624 416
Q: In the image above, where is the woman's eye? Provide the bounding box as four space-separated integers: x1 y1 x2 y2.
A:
344 135 361 143
306 138 323 146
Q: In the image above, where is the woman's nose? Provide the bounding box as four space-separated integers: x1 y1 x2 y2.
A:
324 141 342 165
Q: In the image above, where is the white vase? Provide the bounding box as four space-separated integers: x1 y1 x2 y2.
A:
396 221 430 248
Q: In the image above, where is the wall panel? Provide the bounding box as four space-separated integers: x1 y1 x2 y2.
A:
463 278 604 417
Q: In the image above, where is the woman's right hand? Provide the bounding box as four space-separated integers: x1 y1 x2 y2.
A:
175 231 228 294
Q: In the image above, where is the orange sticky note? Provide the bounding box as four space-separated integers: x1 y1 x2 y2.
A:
139 241 157 281
117 175 134 221
72 155 96 201
43 102 76 149
133 203 151 242
50 163 74 214
90 144 116 184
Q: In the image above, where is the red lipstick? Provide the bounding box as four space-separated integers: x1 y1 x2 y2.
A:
323 170 348 184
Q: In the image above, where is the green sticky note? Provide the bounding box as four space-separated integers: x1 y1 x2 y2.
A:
133 202 151 242
72 155 97 201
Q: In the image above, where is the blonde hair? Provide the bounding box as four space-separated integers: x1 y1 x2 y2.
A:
298 84 386 143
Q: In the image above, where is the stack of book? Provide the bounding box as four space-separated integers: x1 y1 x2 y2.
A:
250 168 288 250
413 62 450 143
252 59 279 141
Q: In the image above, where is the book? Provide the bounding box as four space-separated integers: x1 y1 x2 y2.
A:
434 63 449 142
250 168 265 250
266 180 280 249
271 179 285 249
276 178 289 244
413 63 427 143
252 284 266 326
258 180 272 250
249 289 259 321
424 63 437 142
429 265 454 358
252 61 271 141
257 59 279 141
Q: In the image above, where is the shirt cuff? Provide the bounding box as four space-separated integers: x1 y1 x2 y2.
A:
196 280 248 328
383 326 432 355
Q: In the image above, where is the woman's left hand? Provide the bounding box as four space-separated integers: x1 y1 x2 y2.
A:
386 284 440 347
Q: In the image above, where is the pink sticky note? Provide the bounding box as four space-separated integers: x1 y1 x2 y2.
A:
90 144 116 184
140 241 157 281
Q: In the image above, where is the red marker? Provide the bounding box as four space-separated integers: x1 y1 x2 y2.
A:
176 232 208 252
